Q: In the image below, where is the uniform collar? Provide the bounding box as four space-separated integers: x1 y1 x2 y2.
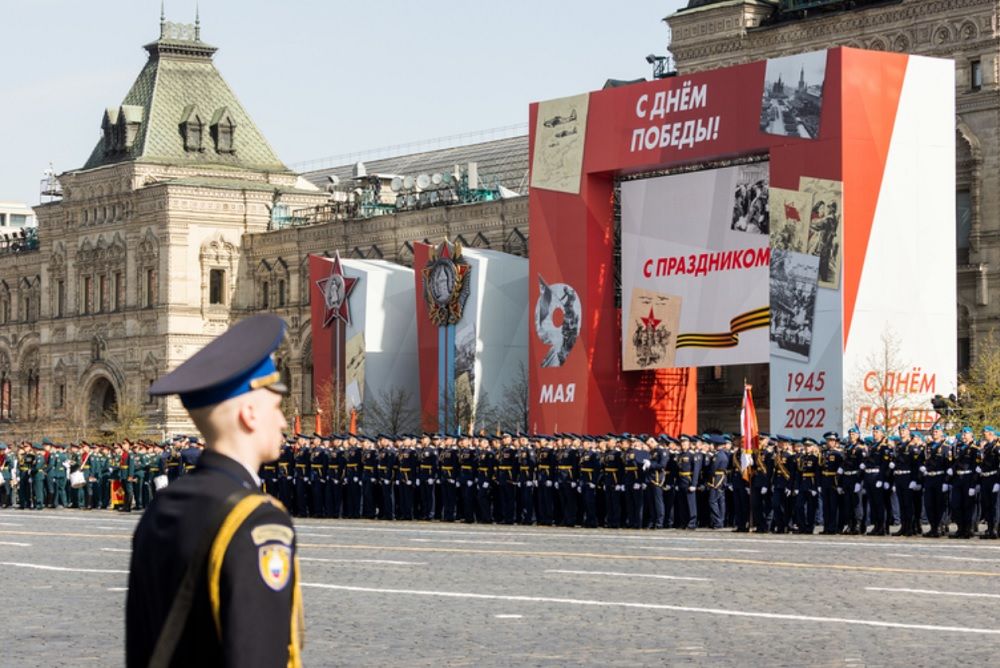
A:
197 449 260 490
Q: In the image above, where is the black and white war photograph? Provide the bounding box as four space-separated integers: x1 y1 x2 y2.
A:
759 50 827 139
769 250 820 362
801 176 843 289
730 162 770 234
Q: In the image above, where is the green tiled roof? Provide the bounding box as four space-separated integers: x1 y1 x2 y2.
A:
82 35 288 173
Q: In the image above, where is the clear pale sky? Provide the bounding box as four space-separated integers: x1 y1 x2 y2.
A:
1 0 687 207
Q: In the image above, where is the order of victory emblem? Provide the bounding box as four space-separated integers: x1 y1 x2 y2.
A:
422 240 470 326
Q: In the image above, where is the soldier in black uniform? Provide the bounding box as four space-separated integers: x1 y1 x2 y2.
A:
556 437 580 527
922 424 952 537
979 426 1000 539
475 439 496 523
328 437 346 519
292 437 311 517
536 438 557 526
770 436 796 534
729 436 750 532
794 438 820 534
676 435 701 529
416 437 438 521
577 438 601 528
750 436 772 533
437 437 459 522
644 436 669 530
819 432 843 535
601 437 624 528
516 437 536 525
950 426 980 539
496 436 519 525
840 427 864 534
127 314 302 668
891 427 922 536
392 439 414 520
707 436 730 529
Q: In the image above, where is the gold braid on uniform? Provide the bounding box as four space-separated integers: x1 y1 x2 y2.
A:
207 494 304 668
288 556 304 667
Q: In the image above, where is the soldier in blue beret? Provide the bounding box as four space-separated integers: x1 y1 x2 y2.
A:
980 426 1000 539
126 314 302 667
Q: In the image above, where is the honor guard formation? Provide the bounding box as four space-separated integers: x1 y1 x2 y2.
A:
5 420 999 539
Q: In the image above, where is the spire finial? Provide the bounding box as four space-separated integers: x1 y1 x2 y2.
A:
159 0 166 38
194 1 201 41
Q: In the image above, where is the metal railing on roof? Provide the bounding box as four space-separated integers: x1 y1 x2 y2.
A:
290 124 528 174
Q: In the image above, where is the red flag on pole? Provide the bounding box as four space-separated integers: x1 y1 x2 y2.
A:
349 409 358 435
784 202 800 222
294 414 301 435
315 411 322 436
740 384 758 480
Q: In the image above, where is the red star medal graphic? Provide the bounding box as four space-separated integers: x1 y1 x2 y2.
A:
316 253 358 327
641 307 661 330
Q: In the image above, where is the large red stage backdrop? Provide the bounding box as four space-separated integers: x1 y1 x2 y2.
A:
528 50 847 435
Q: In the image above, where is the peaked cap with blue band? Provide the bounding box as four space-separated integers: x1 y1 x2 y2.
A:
148 314 289 409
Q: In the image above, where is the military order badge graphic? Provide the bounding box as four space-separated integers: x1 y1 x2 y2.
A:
316 252 358 327
422 240 471 326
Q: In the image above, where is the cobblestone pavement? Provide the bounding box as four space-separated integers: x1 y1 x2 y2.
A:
2 510 1000 666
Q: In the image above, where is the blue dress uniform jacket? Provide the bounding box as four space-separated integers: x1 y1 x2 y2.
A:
126 450 302 668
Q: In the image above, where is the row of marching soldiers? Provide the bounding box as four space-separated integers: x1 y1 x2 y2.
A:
261 424 1000 537
0 436 204 511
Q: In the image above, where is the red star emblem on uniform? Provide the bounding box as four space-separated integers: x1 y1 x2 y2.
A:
641 307 661 330
316 253 358 327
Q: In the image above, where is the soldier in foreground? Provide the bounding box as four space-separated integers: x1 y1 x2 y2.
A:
126 314 303 668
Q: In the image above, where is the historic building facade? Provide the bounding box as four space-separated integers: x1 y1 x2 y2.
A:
669 0 998 373
0 19 528 439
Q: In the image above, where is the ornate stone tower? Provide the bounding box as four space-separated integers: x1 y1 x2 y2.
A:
12 13 326 438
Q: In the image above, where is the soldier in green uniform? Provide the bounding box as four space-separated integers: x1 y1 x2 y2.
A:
32 444 47 509
18 443 34 509
97 444 112 509
122 440 139 512
0 444 13 507
76 443 94 509
133 442 147 510
49 443 69 508
146 443 164 504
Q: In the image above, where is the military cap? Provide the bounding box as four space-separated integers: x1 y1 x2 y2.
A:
872 424 886 433
802 437 818 446
41 437 53 445
148 314 288 409
984 426 997 434
847 425 860 435
898 422 910 430
932 423 944 431
679 434 691 442
823 431 839 440
961 426 974 435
